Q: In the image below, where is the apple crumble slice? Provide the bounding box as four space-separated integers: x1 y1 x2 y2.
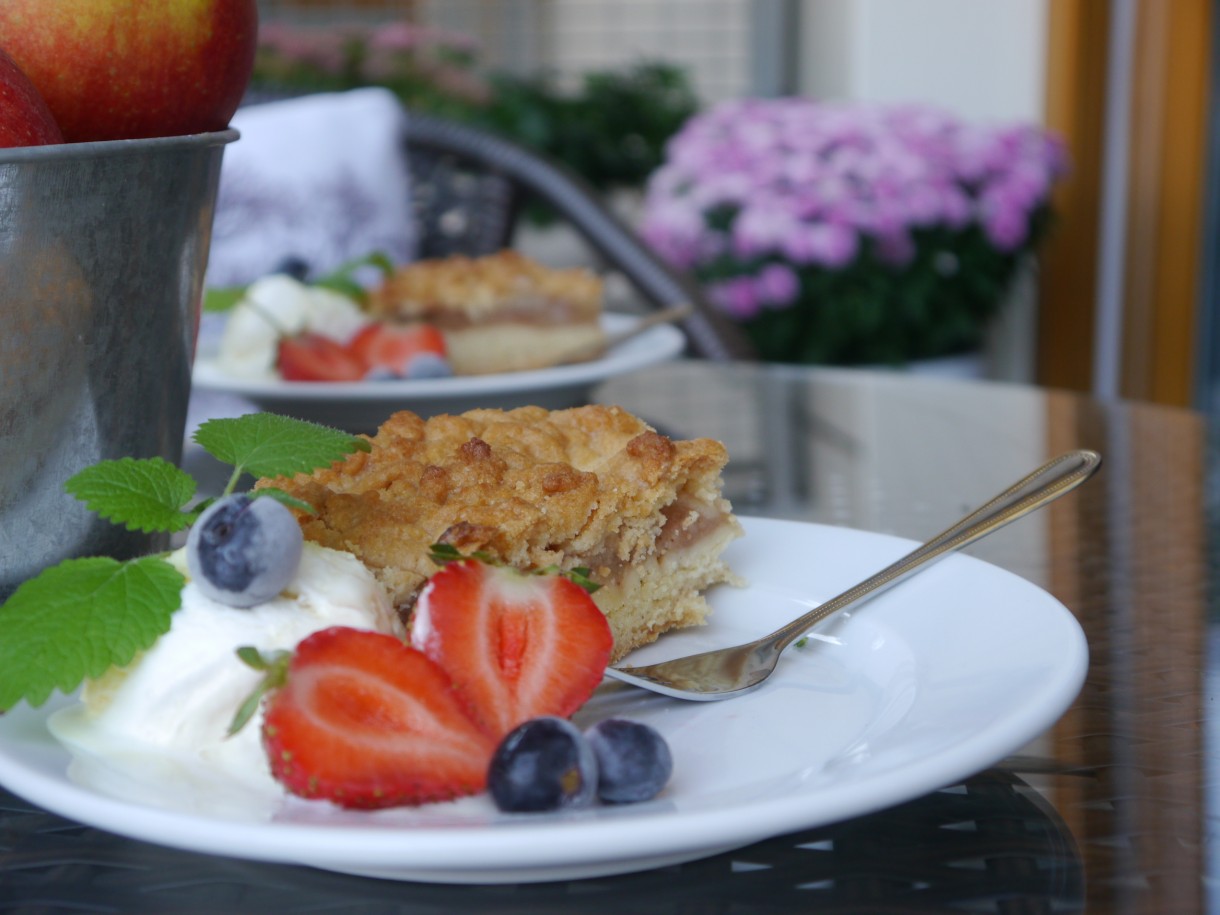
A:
365 251 606 375
260 405 743 661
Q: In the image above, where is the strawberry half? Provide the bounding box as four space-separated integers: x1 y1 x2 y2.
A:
411 560 613 740
278 333 366 382
348 322 449 379
260 627 495 809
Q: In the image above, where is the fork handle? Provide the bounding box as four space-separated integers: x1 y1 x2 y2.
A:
766 450 1102 652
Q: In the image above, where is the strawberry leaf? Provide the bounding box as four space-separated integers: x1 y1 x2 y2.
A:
0 556 183 711
560 566 603 595
64 457 197 533
193 413 370 481
429 543 465 565
428 544 602 593
229 646 291 735
429 543 497 567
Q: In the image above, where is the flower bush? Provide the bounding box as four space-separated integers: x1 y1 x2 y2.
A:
641 99 1069 365
252 21 697 202
254 20 491 117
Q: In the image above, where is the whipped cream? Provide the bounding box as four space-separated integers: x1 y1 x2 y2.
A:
215 274 368 380
50 542 402 801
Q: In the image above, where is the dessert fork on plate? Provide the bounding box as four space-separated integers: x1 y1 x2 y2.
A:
605 449 1101 701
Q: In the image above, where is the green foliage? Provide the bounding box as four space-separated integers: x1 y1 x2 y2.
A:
251 21 697 200
1 413 371 709
699 211 1050 366
0 557 184 710
193 413 370 482
229 647 292 735
203 251 394 312
203 286 246 313
473 63 699 194
428 544 602 594
65 457 197 534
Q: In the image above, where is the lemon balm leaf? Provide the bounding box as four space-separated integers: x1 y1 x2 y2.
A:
0 556 183 711
253 487 317 515
193 413 370 481
65 457 197 533
312 251 394 300
203 285 247 313
3 411 368 709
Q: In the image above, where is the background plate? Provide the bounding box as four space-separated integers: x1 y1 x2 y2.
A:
0 518 1088 884
192 313 685 432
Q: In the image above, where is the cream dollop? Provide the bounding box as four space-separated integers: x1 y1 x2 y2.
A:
50 542 401 797
215 274 368 380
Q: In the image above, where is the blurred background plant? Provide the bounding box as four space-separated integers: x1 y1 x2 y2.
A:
255 20 491 117
640 98 1069 366
252 19 698 201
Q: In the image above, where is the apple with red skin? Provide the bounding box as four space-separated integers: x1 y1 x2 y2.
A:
0 0 258 143
0 47 63 147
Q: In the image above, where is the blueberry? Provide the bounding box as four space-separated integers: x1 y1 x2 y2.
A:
402 353 452 380
186 494 303 608
585 718 673 804
273 255 311 282
488 717 598 813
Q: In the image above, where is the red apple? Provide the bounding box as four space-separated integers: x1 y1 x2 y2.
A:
0 47 63 147
0 0 257 143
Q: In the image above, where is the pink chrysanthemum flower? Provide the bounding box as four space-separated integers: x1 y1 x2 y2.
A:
641 98 1068 365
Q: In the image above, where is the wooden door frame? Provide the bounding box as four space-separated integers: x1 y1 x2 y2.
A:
1038 0 1212 406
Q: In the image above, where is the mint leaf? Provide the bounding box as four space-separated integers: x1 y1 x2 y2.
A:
313 251 394 300
203 286 247 313
311 275 364 301
208 252 392 312
253 487 317 515
0 556 183 710
64 457 197 533
193 413 370 481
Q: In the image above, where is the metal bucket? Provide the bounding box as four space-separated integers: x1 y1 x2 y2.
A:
0 130 237 600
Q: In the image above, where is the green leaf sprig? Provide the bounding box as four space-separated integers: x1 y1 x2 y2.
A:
202 251 395 313
311 251 395 301
0 414 369 712
228 646 292 736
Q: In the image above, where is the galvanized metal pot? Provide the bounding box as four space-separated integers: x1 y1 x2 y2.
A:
0 130 237 600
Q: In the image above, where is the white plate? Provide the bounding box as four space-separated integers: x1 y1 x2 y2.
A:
0 518 1087 884
192 313 685 432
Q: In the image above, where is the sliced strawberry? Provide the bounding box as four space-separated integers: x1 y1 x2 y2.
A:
277 333 366 382
261 626 495 809
348 322 448 378
411 560 613 740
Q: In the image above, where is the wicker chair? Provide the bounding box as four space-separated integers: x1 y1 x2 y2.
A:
402 114 755 362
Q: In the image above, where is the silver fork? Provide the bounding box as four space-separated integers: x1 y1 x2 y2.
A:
604 449 1102 701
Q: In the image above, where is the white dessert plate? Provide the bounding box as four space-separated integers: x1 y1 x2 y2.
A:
191 313 685 432
0 517 1088 884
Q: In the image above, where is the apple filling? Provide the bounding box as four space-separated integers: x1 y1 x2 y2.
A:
575 494 741 660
